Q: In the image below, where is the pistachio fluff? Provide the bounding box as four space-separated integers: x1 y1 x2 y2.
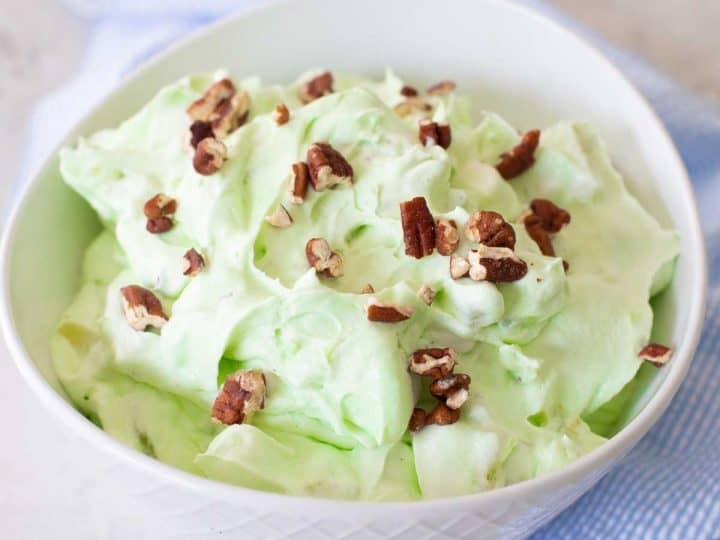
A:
52 69 678 500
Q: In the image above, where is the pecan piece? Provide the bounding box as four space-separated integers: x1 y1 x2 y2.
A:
187 78 236 122
189 120 214 149
210 90 250 138
464 210 516 249
182 248 205 277
360 283 375 294
426 402 460 426
120 285 168 331
306 238 343 277
299 71 333 103
496 129 541 180
143 193 177 234
144 192 176 233
435 218 459 255
467 246 528 283
523 199 570 258
430 373 471 410
393 97 432 118
400 196 436 258
400 85 418 97
427 80 456 96
408 408 427 433
146 217 173 234
306 142 353 191
444 387 469 410
193 138 227 175
265 205 293 228
449 254 471 279
211 369 266 425
530 198 570 233
366 298 413 323
273 103 290 125
288 162 310 204
638 343 673 367
524 214 555 256
143 193 177 219
418 284 435 305
418 120 451 149
408 347 457 378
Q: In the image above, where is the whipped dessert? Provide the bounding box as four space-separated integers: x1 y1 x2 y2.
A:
52 69 678 500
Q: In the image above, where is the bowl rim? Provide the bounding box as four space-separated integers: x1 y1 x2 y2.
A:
0 0 707 515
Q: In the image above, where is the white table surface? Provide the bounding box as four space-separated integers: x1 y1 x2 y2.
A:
0 1 718 538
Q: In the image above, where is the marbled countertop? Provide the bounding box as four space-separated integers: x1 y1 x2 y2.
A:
553 0 720 104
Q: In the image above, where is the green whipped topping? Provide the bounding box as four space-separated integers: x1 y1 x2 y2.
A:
52 69 678 500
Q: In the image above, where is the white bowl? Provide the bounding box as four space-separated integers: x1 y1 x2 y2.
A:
0 0 707 538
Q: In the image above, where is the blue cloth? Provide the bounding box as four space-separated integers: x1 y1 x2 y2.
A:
21 2 720 538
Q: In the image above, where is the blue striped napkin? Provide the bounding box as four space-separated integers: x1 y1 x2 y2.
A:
24 1 720 537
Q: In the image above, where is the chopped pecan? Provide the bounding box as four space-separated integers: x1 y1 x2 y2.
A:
288 162 310 203
408 408 427 432
467 246 528 283
366 298 413 323
430 373 471 410
273 103 290 125
400 196 436 258
187 78 236 122
445 388 468 410
323 254 344 278
430 372 471 397
524 214 555 256
143 193 177 234
306 238 343 277
144 194 176 234
146 217 173 234
360 283 375 294
120 285 168 331
435 219 459 255
496 129 541 180
449 254 471 279
400 85 418 97
299 71 333 103
182 248 205 276
464 210 516 249
523 199 570 258
418 284 435 305
426 402 460 426
193 138 227 175
427 80 456 96
211 369 266 425
189 120 214 149
393 97 432 118
638 343 673 367
265 205 293 228
306 142 353 191
143 193 177 219
210 90 250 138
418 120 451 149
408 347 457 378
530 198 570 233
